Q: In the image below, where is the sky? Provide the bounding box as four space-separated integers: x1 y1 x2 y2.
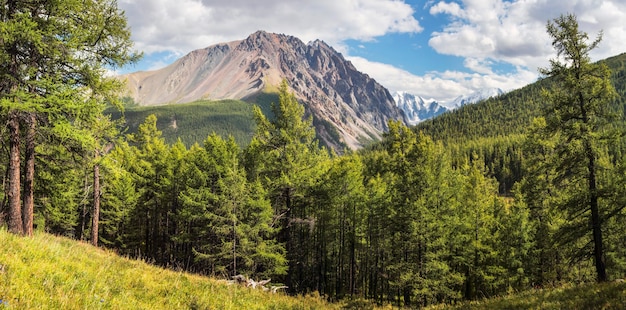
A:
117 0 626 105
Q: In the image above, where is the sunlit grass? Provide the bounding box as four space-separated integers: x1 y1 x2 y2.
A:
4 228 625 309
0 228 337 309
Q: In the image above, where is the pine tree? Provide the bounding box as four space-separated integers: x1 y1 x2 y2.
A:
128 114 174 262
98 141 139 249
456 159 504 299
178 134 286 277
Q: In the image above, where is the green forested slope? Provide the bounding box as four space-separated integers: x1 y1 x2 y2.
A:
417 52 626 143
108 97 273 147
413 52 626 194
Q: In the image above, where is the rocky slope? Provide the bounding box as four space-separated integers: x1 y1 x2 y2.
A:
121 31 406 149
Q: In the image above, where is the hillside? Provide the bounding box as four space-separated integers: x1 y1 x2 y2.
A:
431 281 626 309
410 53 626 194
0 228 336 310
3 228 625 310
416 52 626 143
109 96 273 148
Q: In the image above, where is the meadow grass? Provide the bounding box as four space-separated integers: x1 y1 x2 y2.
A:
0 229 337 309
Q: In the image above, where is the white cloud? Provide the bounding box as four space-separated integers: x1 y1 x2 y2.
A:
429 1 463 17
118 0 626 103
463 58 493 75
348 56 537 104
119 0 422 55
428 0 626 71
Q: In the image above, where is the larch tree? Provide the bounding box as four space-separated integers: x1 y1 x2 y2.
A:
539 13 618 282
0 0 139 235
244 79 328 290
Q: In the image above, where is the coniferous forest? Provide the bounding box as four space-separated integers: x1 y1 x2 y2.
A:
2 2 626 308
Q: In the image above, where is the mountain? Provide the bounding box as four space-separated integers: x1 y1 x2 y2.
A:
392 91 448 125
120 31 406 150
450 87 505 108
392 88 504 125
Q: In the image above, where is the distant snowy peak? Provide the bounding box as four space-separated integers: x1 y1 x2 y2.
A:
392 91 448 125
393 88 506 125
451 88 504 108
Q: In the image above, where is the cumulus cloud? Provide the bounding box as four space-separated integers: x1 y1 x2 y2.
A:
118 0 626 102
118 0 422 55
348 56 538 104
428 0 626 71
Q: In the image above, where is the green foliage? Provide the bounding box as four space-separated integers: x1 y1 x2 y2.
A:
414 52 626 196
534 13 619 282
244 79 329 290
178 134 286 278
0 0 140 236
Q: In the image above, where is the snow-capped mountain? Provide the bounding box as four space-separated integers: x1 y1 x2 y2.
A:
450 88 504 108
393 88 506 125
392 91 448 125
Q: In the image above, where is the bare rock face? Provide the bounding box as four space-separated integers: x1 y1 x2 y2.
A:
121 31 407 149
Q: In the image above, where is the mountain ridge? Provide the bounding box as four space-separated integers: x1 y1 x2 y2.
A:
392 91 448 125
120 30 406 150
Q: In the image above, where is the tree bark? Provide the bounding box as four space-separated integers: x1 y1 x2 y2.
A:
7 113 22 235
587 143 607 282
91 161 101 246
22 112 35 236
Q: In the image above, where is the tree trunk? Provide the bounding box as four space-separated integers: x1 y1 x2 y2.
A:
587 143 607 282
91 162 101 246
7 113 22 235
22 112 35 236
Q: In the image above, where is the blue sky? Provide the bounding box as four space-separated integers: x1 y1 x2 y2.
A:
118 0 626 104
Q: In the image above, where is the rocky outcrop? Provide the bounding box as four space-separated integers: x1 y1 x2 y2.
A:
121 31 406 149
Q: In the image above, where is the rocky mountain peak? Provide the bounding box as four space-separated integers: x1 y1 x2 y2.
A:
120 31 406 150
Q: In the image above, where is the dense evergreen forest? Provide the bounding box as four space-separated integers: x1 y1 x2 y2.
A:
2 2 626 308
415 52 626 195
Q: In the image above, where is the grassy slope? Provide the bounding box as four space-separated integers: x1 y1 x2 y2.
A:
0 229 336 310
1 228 623 310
